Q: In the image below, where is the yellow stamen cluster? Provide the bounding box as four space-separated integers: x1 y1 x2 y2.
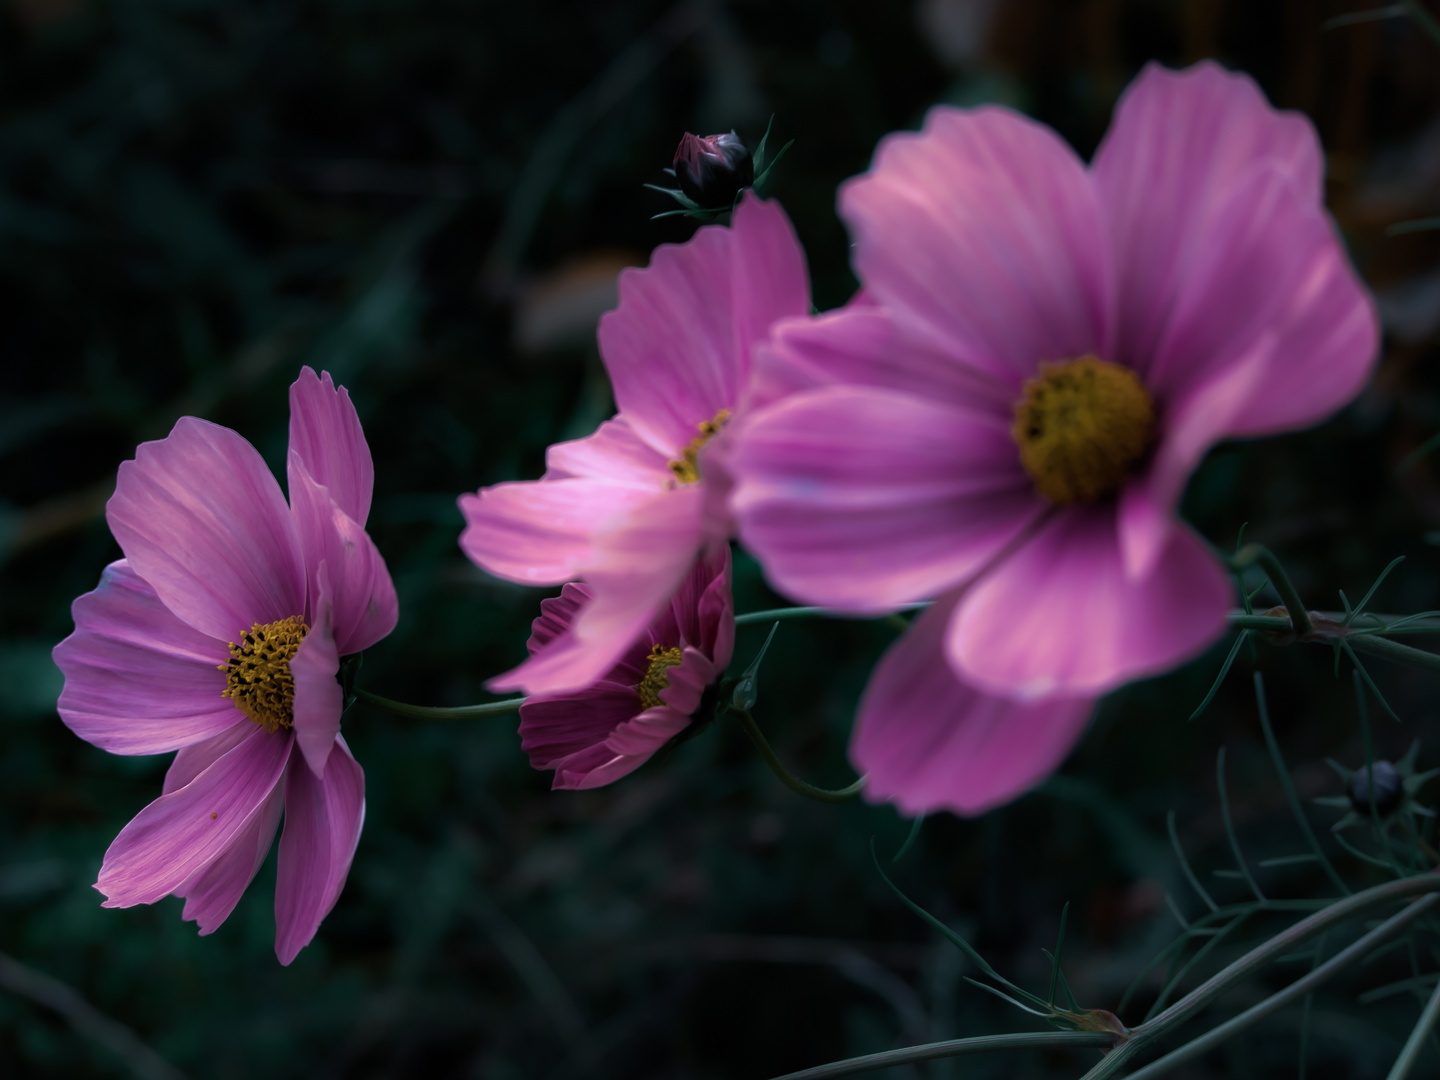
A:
636 644 684 710
1013 356 1156 505
219 616 309 733
668 408 732 485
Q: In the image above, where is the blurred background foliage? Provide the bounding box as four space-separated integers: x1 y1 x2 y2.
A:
3 0 1440 1076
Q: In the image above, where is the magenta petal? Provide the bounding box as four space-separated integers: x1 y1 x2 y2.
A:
288 367 375 526
951 508 1231 698
543 417 671 484
165 721 256 794
840 105 1111 382
274 737 365 965
97 724 291 908
54 560 238 755
731 385 1043 610
853 595 1095 816
458 477 655 586
174 782 284 935
519 683 644 770
107 417 305 642
1095 62 1324 377
656 646 716 717
291 566 343 779
489 486 705 695
597 193 809 457
571 707 692 788
289 453 398 656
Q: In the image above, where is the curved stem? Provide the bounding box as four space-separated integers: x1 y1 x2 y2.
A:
766 1031 1115 1080
1229 544 1312 637
1346 633 1440 676
736 710 864 803
1386 974 1440 1080
355 687 525 720
735 602 930 627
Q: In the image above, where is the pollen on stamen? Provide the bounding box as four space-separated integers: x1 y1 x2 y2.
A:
668 409 732 485
636 644 684 709
218 615 309 734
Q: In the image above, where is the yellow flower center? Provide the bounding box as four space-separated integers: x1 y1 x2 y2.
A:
636 644 684 710
218 616 309 733
1012 356 1156 505
668 409 731 485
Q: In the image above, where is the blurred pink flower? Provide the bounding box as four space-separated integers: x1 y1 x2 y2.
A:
731 62 1379 816
53 367 397 964
460 191 808 696
518 547 734 789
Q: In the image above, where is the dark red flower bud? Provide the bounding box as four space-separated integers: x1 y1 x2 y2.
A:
673 131 753 207
1348 760 1403 817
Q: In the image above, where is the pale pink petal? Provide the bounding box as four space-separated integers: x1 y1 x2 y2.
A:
107 417 305 642
173 782 284 934
951 508 1231 699
288 367 374 526
54 560 237 755
731 386 1044 610
458 478 656 586
290 564 342 778
288 454 398 656
690 547 735 668
488 486 706 695
274 737 365 965
542 417 672 484
853 594 1095 816
165 721 256 794
839 106 1111 384
1095 61 1324 378
97 724 291 908
527 583 591 653
597 193 809 458
656 646 716 717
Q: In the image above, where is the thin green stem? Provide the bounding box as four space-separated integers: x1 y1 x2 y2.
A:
766 1031 1115 1080
736 710 864 803
1348 634 1440 676
1402 0 1440 48
1229 545 1312 637
1217 746 1265 901
734 602 930 626
1387 972 1440 1080
354 687 525 720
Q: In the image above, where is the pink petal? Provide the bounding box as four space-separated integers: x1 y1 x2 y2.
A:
542 417 672 484
458 477 656 586
519 682 644 771
274 737 365 965
731 385 1044 610
488 486 706 695
173 782 284 935
839 105 1111 384
288 453 398 656
853 594 1095 816
574 706 692 788
290 563 343 778
691 547 735 670
54 560 238 755
656 646 717 717
597 193 809 458
97 724 291 908
288 367 375 526
1095 61 1325 379
165 721 256 794
527 583 593 653
951 508 1231 699
107 417 305 642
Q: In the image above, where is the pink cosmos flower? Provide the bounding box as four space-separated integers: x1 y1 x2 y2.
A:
730 62 1379 816
518 547 734 789
459 192 808 696
53 367 397 964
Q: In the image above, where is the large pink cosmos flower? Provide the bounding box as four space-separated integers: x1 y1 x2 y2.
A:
53 367 397 964
459 192 807 696
518 548 734 789
730 63 1379 816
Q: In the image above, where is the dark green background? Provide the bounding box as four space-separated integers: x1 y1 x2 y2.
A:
4 1 1440 1076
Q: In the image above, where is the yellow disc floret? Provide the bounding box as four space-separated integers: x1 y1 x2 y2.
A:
668 409 731 485
219 615 309 733
1013 356 1156 505
636 644 684 709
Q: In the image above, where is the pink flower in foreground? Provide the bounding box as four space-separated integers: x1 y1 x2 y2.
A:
53 367 397 963
459 192 807 696
519 548 734 789
731 63 1379 816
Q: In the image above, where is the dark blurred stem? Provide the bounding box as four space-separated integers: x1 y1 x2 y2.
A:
736 710 864 803
1386 975 1440 1080
766 1031 1115 1080
1402 0 1440 49
735 602 930 627
1228 544 1312 637
355 687 525 720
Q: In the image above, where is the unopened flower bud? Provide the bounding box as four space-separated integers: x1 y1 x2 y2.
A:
673 131 753 207
1348 760 1403 817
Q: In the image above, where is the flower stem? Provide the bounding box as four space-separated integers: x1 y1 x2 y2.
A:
765 1031 1115 1080
1229 544 1313 637
734 602 931 626
355 687 526 720
735 710 864 803
1385 974 1440 1080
